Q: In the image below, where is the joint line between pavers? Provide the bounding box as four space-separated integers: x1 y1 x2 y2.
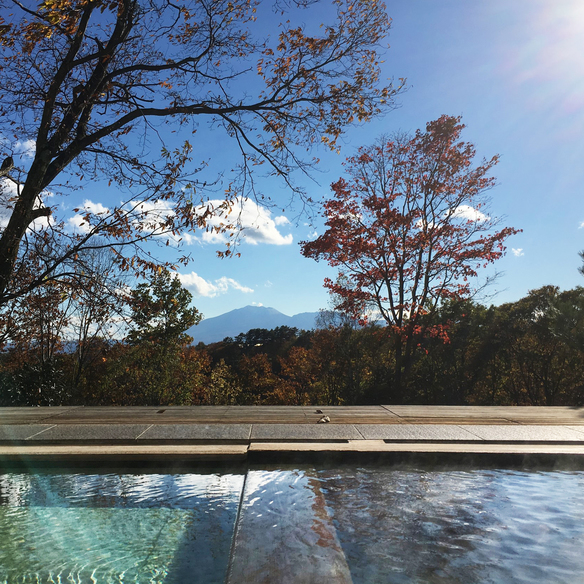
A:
25 425 57 440
135 424 154 440
381 405 401 417
353 425 367 440
37 407 81 422
455 425 486 441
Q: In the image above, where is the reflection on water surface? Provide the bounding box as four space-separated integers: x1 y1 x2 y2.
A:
1 466 583 583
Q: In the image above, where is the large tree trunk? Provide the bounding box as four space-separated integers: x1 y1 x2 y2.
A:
0 154 51 302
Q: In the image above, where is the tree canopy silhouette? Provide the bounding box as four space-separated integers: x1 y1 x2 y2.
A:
302 115 520 397
0 0 401 304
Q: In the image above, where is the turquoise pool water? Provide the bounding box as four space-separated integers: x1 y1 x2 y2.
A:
1 466 583 583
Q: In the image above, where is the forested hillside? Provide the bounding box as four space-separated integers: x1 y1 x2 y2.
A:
1 274 582 406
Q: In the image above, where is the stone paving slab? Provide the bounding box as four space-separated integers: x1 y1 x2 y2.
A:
251 424 362 440
0 425 54 442
138 424 252 441
0 444 248 461
400 418 516 425
306 406 396 412
356 424 482 441
0 407 79 424
25 424 151 442
384 405 584 422
2 406 584 426
6 422 584 445
566 427 584 436
248 441 584 455
462 425 584 442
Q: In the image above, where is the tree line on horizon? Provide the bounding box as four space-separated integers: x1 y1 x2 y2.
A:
0 266 582 407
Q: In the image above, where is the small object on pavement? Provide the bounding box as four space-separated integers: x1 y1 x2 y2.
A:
317 415 330 424
315 409 323 414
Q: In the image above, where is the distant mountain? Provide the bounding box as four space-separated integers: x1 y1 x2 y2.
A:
187 305 320 345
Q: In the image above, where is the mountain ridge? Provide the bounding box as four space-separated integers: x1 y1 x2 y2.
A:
187 305 320 344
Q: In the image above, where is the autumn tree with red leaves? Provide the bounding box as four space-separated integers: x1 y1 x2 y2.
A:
301 115 520 399
0 0 402 305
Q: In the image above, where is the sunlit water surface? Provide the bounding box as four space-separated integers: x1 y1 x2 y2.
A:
0 471 244 583
1 467 583 583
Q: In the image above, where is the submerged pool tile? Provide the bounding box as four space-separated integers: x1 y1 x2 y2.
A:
355 424 483 441
251 424 361 440
138 424 252 441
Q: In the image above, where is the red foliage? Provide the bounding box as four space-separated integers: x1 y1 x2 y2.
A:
302 115 521 344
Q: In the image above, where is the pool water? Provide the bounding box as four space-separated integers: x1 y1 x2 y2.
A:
1 466 583 583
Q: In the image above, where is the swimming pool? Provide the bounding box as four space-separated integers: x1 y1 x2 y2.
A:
1 465 583 583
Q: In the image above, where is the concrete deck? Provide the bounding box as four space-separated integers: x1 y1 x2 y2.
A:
2 406 584 464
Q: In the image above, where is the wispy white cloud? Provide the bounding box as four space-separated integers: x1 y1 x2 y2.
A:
452 205 489 222
0 136 36 159
177 271 253 298
201 230 228 245
68 199 111 233
14 139 36 159
512 248 524 257
66 196 290 246
579 220 584 229
274 215 290 226
83 200 109 215
199 198 292 246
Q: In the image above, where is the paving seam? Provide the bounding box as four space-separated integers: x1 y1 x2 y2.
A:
380 405 401 417
25 425 57 440
454 424 485 441
353 425 367 439
135 424 154 440
566 426 584 436
36 407 81 422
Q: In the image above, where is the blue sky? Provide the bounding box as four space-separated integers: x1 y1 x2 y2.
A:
185 0 584 318
5 0 584 320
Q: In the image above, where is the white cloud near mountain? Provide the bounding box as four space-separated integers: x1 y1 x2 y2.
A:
178 271 253 297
